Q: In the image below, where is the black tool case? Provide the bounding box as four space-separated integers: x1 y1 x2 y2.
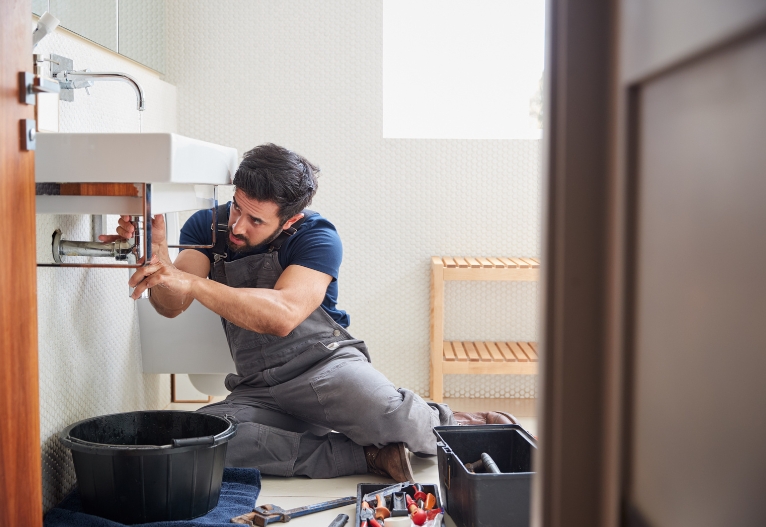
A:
434 424 537 527
355 483 445 526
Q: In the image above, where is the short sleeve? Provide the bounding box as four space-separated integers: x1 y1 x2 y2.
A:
179 208 214 260
279 216 343 281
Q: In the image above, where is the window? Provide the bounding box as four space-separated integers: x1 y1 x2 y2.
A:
383 0 546 139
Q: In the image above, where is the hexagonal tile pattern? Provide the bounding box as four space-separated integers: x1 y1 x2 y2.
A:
163 0 542 399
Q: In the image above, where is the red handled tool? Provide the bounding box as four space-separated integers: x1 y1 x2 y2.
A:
406 495 427 526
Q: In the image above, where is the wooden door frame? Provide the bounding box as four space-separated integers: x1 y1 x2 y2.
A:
0 0 43 525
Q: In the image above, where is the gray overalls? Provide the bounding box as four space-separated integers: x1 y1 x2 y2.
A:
197 204 455 478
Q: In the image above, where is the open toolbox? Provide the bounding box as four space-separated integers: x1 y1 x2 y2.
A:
434 424 537 527
355 482 445 527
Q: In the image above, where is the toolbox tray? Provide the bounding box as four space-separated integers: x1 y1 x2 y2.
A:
355 482 445 527
434 424 537 527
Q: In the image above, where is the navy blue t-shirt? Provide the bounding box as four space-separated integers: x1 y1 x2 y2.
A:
179 204 350 327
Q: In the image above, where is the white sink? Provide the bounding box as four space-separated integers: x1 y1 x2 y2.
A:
35 133 238 214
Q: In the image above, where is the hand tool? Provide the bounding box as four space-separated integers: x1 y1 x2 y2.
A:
465 459 484 473
481 452 501 474
406 495 427 525
327 513 349 527
412 508 428 525
424 510 444 527
374 493 390 521
230 495 355 526
424 493 437 511
391 492 409 516
360 502 382 527
362 482 407 504
413 484 426 509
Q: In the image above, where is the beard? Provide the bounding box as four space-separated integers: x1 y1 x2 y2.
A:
226 224 284 253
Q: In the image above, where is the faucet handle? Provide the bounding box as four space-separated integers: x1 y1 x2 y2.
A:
73 68 94 90
56 69 94 90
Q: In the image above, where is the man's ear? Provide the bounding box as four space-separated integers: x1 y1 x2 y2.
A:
282 213 305 230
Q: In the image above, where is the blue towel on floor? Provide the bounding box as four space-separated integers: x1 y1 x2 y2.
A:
44 468 261 527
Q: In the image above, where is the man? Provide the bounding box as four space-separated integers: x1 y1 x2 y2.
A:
119 143 516 481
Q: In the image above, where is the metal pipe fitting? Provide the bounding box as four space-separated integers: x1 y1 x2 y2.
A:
52 229 136 264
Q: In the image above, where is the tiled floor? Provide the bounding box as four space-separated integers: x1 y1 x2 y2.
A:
167 397 537 526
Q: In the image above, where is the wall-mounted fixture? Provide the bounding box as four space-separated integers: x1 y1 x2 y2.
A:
50 53 145 110
27 48 238 269
36 132 238 268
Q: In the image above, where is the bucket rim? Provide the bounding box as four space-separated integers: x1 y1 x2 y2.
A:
58 410 237 454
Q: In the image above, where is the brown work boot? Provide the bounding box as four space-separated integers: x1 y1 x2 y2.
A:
452 411 519 425
364 443 414 483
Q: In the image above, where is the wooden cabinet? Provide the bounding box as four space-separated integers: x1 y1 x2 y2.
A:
429 257 540 402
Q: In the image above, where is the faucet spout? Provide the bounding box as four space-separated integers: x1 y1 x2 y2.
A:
58 71 145 111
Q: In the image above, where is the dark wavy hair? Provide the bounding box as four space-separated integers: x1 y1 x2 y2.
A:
232 143 320 222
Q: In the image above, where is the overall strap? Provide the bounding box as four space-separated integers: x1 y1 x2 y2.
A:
211 203 230 263
268 210 316 253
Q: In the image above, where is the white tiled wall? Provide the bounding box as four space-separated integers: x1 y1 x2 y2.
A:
118 0 167 73
34 28 176 511
164 0 542 400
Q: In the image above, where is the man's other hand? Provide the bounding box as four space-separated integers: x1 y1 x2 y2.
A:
98 215 167 254
128 255 198 301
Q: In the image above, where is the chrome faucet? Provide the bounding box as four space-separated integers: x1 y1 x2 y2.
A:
56 69 145 111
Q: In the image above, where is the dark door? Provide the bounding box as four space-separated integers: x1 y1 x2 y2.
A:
537 1 766 526
622 2 766 526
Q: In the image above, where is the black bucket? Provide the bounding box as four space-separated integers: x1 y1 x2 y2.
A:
59 410 237 524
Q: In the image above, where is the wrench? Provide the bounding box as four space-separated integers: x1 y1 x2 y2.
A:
231 495 355 526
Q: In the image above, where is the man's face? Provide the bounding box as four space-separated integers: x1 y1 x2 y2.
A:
227 189 301 253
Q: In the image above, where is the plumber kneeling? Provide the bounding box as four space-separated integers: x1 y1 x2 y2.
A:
106 143 516 481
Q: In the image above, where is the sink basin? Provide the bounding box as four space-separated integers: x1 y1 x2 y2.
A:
35 133 238 214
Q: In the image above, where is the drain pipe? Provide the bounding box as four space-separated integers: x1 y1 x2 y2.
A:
52 218 150 297
52 229 136 263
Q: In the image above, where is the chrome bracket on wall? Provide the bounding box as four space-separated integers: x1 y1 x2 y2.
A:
49 54 75 102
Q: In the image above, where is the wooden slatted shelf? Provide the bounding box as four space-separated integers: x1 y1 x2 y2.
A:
441 341 539 375
430 257 540 402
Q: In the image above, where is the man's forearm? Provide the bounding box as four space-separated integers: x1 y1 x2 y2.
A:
145 246 191 317
189 277 295 336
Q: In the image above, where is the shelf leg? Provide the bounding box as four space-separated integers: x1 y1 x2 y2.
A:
430 258 444 403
